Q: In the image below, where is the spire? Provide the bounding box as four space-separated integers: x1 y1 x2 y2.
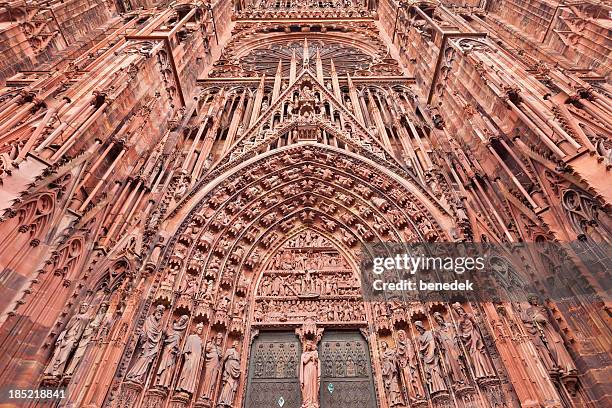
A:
272 59 283 102
303 38 310 69
330 59 341 100
347 73 364 125
315 48 324 84
250 74 266 126
290 50 297 84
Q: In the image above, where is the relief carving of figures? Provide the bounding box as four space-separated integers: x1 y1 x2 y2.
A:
415 321 447 394
176 323 204 395
452 303 495 379
216 340 241 407
198 333 224 402
181 275 197 299
64 302 110 377
156 315 189 389
300 339 320 408
395 329 425 401
380 340 404 407
433 312 467 386
520 295 577 374
44 303 91 378
125 305 166 384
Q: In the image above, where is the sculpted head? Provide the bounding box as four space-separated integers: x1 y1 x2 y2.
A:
380 340 388 352
527 294 540 306
452 302 465 316
154 304 166 319
215 332 224 345
414 321 425 334
397 329 407 341
79 303 89 314
178 314 189 325
196 323 204 335
433 312 444 323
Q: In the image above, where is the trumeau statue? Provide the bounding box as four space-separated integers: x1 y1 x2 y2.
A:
380 340 404 407
216 340 241 407
198 332 224 402
44 303 91 378
125 305 165 384
415 321 447 394
300 339 320 408
176 323 204 395
452 303 495 379
521 295 577 374
155 314 189 389
433 312 467 385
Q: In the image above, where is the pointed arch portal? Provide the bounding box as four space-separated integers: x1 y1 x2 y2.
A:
156 140 453 406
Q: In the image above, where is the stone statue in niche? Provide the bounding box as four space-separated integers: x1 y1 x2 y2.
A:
232 298 247 318
126 305 166 384
176 323 204 395
433 312 467 385
520 295 577 374
64 301 110 377
395 329 425 401
44 303 91 378
198 332 224 402
415 321 447 394
156 315 189 389
380 340 404 407
216 295 230 313
300 339 320 408
452 303 495 379
181 275 197 299
216 340 241 407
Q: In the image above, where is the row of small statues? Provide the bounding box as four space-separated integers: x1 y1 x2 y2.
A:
270 250 347 270
379 300 578 406
258 270 358 297
124 305 242 406
255 298 365 322
380 310 494 406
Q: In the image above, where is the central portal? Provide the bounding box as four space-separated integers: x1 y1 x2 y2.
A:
244 330 375 408
244 229 376 407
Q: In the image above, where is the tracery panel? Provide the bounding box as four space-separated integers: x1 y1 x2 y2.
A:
319 330 376 408
245 331 302 408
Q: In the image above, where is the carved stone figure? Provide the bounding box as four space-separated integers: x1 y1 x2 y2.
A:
64 301 109 377
452 303 495 379
156 314 189 389
198 332 224 402
44 303 91 378
217 340 241 407
380 340 404 407
433 312 467 385
176 323 204 395
521 295 577 374
126 305 166 384
395 329 425 401
300 339 320 408
415 321 447 394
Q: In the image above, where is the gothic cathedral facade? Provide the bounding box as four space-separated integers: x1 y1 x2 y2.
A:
0 0 610 407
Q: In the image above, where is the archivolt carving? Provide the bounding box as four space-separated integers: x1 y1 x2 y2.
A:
114 144 450 407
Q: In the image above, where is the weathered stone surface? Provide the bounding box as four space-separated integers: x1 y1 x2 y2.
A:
0 0 609 407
